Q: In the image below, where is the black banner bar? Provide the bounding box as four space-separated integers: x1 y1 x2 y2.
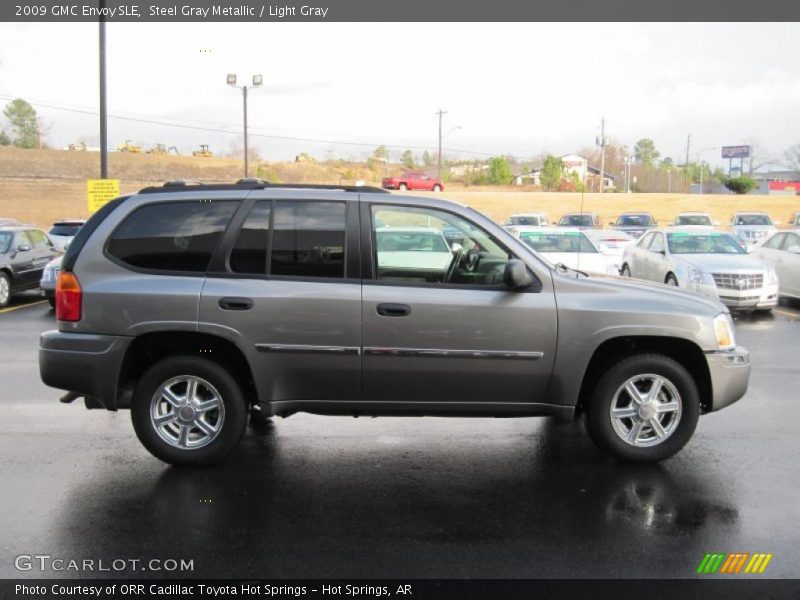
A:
3 579 800 600
5 0 800 22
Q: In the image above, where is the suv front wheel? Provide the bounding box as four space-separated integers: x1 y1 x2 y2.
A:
585 354 700 463
131 356 248 466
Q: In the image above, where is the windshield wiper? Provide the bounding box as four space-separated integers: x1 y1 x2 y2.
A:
554 262 589 278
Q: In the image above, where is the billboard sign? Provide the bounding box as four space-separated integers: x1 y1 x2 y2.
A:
721 145 751 159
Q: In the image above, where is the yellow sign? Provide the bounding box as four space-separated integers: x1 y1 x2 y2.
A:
86 179 120 213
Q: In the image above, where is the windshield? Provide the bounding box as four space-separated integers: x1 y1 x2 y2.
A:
735 215 772 226
507 215 541 226
0 232 11 253
675 215 712 226
615 214 652 227
520 231 597 253
376 230 449 253
667 232 746 254
558 215 593 227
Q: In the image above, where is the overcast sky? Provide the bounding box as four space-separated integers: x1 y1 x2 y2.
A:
0 22 798 167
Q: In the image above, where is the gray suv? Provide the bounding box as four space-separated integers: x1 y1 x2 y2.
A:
39 181 750 466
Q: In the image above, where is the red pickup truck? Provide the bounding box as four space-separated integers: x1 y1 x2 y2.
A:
382 171 444 192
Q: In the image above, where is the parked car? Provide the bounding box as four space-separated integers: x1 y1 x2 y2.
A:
608 213 654 238
47 219 86 252
730 212 778 246
40 180 749 466
788 212 800 229
40 255 63 308
382 172 443 192
621 228 778 312
515 227 620 275
375 227 454 276
751 230 800 301
557 212 601 229
672 212 717 228
504 212 549 229
0 225 60 307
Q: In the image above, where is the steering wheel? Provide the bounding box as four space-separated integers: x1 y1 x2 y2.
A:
443 247 464 283
464 248 480 272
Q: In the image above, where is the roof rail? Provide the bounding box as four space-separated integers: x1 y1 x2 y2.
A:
138 180 389 194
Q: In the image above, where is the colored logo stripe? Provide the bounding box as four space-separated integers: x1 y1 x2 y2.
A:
697 553 772 574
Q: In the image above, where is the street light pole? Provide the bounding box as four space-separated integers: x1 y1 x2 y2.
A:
436 108 447 180
228 74 262 178
98 1 108 179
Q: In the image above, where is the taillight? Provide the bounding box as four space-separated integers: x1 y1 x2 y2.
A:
56 272 82 322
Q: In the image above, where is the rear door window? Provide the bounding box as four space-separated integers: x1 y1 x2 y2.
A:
270 201 346 279
107 201 237 272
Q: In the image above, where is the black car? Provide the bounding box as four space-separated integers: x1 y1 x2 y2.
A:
609 212 655 238
0 226 60 307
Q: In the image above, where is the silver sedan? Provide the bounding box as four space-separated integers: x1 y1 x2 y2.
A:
621 228 779 311
751 230 800 300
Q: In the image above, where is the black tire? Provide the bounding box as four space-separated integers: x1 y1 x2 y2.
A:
665 273 678 286
585 353 700 463
131 355 248 466
398 183 408 191
0 271 11 308
621 264 631 277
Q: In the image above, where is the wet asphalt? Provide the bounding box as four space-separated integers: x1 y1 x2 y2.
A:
1 295 799 579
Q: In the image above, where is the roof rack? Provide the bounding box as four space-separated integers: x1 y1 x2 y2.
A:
138 180 389 194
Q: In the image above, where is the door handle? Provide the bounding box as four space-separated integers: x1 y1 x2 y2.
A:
376 303 411 317
218 297 253 311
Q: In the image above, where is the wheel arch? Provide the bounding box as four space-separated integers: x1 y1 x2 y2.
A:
576 336 712 416
116 331 257 409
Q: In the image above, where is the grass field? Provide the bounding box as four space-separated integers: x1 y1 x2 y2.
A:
1 147 798 229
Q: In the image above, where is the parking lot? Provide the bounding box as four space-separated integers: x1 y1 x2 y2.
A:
1 293 799 579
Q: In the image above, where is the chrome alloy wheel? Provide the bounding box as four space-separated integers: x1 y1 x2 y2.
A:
609 374 682 447
149 375 225 450
0 276 9 305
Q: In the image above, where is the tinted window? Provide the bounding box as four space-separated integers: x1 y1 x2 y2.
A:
230 201 271 274
735 215 772 226
508 216 541 226
49 225 82 237
271 201 346 279
108 201 237 272
0 232 11 253
675 215 711 226
615 214 652 226
559 215 593 227
28 230 52 249
782 233 800 251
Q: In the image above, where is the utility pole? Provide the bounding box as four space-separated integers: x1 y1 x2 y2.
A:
242 85 249 177
684 134 692 193
436 108 447 180
98 0 108 178
597 117 606 193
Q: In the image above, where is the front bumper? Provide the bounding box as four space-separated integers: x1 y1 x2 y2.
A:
705 346 750 411
688 281 779 310
39 330 132 410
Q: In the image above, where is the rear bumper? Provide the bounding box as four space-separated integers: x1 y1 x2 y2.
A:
705 346 750 412
39 330 131 410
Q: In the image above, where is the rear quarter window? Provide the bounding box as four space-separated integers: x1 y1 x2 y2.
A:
107 201 237 272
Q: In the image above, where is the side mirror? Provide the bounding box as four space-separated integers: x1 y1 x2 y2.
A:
16 244 31 253
503 259 534 290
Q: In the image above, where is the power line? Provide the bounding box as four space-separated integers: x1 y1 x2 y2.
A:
0 94 530 160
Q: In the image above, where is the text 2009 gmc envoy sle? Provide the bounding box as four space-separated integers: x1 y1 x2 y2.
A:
39 181 750 466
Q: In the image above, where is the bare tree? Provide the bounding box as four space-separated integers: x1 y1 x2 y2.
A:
783 144 800 174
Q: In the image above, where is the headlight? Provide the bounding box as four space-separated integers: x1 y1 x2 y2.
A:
688 268 705 284
767 267 778 284
713 313 736 351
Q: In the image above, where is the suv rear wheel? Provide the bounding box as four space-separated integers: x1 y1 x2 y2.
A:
131 356 248 466
584 354 699 463
0 272 11 307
